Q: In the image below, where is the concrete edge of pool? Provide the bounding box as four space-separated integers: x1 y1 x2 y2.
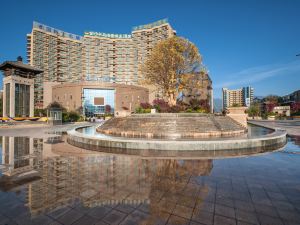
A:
66 125 287 154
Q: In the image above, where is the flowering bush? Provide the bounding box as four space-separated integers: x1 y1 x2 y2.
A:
265 102 277 113
140 102 152 109
291 102 300 113
152 99 170 113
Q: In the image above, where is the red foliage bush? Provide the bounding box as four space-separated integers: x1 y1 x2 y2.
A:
140 102 152 109
152 99 170 113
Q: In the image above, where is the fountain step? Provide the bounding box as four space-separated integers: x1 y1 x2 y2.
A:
97 114 247 139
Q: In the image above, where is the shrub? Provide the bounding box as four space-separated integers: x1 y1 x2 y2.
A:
34 108 46 117
62 111 80 122
144 108 151 113
186 108 193 113
140 102 152 109
153 99 170 113
68 111 80 122
170 105 183 113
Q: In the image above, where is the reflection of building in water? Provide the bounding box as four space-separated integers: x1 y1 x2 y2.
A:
0 137 213 222
1 137 43 176
27 155 213 220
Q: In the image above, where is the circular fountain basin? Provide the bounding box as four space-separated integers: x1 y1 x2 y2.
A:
67 114 287 157
97 113 247 139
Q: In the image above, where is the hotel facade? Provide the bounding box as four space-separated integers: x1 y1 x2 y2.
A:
27 19 176 109
222 86 254 110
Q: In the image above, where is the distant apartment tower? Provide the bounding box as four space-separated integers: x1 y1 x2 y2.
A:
222 86 254 109
27 19 175 108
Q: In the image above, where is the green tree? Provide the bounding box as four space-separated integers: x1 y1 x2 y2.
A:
142 36 201 106
247 104 260 118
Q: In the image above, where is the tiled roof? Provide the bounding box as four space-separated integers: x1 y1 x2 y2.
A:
0 61 43 73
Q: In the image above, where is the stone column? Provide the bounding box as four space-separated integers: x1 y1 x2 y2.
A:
29 138 34 166
29 84 34 117
3 81 6 117
9 81 15 118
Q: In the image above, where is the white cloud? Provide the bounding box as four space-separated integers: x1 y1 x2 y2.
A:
214 60 300 88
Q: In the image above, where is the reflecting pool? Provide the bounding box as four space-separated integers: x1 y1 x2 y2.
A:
0 128 300 225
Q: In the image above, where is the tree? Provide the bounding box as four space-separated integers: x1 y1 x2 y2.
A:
142 36 201 106
291 102 300 113
247 104 260 118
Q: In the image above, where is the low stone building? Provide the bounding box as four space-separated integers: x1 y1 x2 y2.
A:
273 106 290 117
46 82 149 116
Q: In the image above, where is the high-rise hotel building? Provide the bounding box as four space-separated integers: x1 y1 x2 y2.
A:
222 86 254 110
27 19 176 108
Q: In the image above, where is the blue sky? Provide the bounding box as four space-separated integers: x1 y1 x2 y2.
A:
0 0 299 98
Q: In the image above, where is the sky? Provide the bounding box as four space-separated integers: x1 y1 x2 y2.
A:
0 0 299 98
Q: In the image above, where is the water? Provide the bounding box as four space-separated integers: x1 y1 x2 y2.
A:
76 124 274 140
0 127 299 225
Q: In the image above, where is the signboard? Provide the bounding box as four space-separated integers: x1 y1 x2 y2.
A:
84 31 131 39
33 21 82 41
245 98 251 107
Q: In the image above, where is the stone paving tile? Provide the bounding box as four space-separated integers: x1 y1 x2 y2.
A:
237 221 256 225
166 214 189 225
276 209 300 223
271 200 296 211
257 214 285 225
71 215 99 225
114 204 136 214
214 214 236 225
2 203 30 219
215 204 236 219
47 206 72 219
87 206 112 219
192 210 214 225
94 221 109 225
0 213 18 225
234 200 255 212
127 209 149 222
56 208 85 225
172 204 193 220
102 209 127 225
178 195 198 208
254 203 279 218
137 203 150 214
266 191 288 201
15 214 57 225
216 196 235 208
235 209 259 225
195 200 215 213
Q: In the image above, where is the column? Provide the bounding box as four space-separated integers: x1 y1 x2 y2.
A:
29 84 34 117
9 81 15 117
3 81 6 117
29 138 34 166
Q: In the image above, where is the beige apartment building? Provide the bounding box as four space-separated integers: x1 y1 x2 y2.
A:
27 19 175 109
222 86 254 109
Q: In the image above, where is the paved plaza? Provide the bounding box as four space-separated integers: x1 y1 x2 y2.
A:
248 120 300 137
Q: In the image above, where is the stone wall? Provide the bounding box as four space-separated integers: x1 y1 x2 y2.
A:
226 107 248 127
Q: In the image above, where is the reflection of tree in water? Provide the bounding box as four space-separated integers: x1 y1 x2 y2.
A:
141 159 213 225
